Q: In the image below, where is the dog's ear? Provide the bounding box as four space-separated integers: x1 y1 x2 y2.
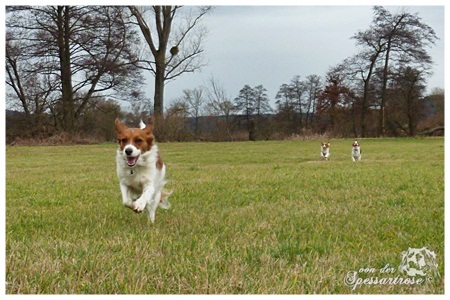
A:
144 123 153 135
145 128 155 151
144 116 154 149
115 118 127 133
144 116 155 134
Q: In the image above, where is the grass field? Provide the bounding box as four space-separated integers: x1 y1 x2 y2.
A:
5 138 444 294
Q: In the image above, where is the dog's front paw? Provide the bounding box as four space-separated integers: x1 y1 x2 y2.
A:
132 199 146 213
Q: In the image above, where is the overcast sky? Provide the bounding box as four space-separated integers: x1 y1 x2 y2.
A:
2 2 446 111
158 5 445 109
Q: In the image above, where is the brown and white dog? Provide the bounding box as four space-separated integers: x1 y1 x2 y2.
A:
351 141 362 162
321 142 331 160
115 117 170 223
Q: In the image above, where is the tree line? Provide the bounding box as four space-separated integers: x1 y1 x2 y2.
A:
5 6 444 144
151 75 443 142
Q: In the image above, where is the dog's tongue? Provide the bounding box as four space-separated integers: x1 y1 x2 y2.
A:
127 156 139 166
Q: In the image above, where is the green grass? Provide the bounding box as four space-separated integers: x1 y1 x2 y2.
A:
6 138 444 294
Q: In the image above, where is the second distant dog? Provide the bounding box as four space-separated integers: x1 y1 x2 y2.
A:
351 141 362 162
321 142 330 160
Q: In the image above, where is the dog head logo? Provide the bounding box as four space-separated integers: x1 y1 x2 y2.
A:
398 247 439 277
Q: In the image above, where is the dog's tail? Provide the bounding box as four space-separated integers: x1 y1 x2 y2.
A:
158 189 172 210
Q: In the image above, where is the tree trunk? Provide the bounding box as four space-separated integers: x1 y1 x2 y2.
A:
154 61 165 119
361 53 379 138
378 13 406 137
408 116 415 137
249 119 257 141
57 6 74 132
153 6 172 119
361 91 368 138
406 87 416 137
378 40 392 137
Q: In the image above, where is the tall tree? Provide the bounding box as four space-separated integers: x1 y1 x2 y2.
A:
289 76 305 128
129 6 211 119
234 84 256 126
351 20 386 137
352 6 438 136
275 83 297 134
253 85 272 117
180 88 205 138
6 6 142 133
205 76 235 141
235 84 269 140
303 75 322 128
373 6 437 136
6 29 55 134
205 76 234 120
389 66 426 136
317 71 351 133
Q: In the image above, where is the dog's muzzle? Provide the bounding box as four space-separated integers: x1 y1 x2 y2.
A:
126 155 140 167
123 148 139 167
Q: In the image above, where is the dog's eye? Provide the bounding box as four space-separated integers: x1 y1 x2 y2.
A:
121 138 127 144
135 138 143 144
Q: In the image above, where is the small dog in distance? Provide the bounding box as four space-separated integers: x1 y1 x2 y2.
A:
321 142 331 160
351 141 362 162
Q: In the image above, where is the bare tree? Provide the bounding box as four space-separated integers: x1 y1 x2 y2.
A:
6 29 57 135
317 71 351 134
205 76 235 141
351 25 386 137
180 87 205 138
388 66 426 136
6 6 143 133
373 7 437 136
275 83 297 134
129 6 211 119
289 76 305 128
351 6 438 137
303 75 322 128
234 85 259 139
253 85 272 118
205 77 234 118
